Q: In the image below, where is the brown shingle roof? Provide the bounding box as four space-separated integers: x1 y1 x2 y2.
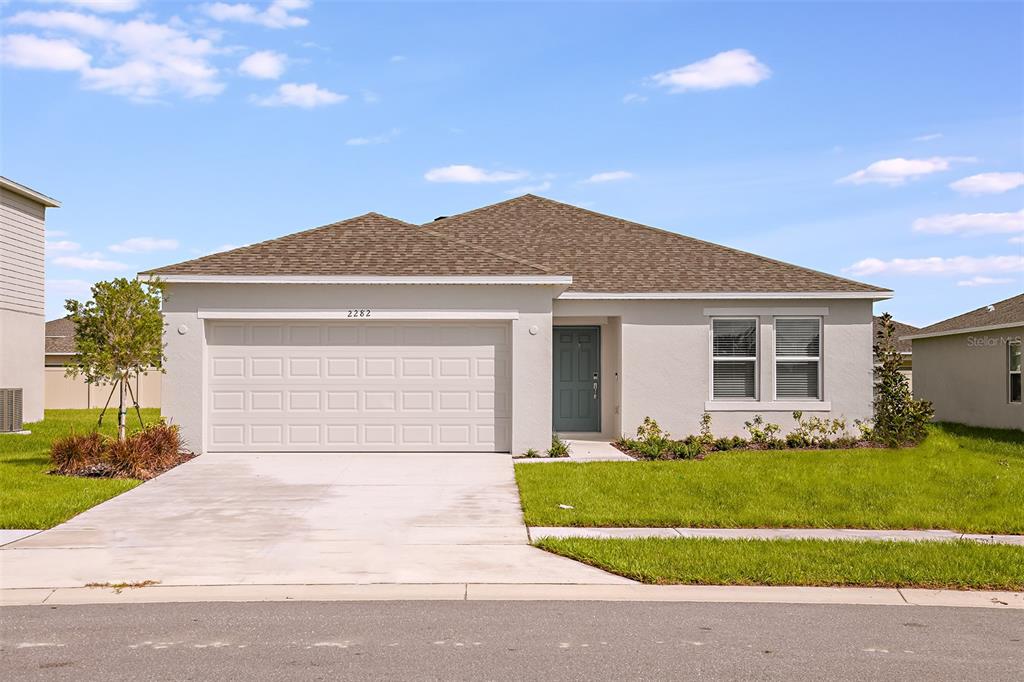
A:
427 195 889 293
910 293 1024 338
873 316 918 354
45 317 76 354
142 196 888 294
143 213 554 277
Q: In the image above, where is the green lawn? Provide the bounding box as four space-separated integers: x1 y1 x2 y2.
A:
536 537 1024 590
516 424 1024 534
0 408 160 529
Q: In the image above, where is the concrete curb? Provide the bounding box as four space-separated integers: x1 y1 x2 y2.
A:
2 583 1020 609
529 527 1024 545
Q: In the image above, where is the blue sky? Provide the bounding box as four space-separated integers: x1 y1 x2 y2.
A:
2 0 1022 326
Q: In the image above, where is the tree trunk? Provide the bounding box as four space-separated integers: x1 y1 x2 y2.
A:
118 376 127 442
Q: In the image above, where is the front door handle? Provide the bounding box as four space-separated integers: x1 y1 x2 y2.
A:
592 382 599 399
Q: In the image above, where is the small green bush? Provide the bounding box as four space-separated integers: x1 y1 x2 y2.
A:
547 434 571 458
521 448 540 458
874 313 934 446
743 415 783 448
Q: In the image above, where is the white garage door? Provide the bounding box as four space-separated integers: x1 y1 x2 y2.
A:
205 321 511 452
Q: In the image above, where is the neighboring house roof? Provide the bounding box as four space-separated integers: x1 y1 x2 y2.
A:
142 213 556 278
142 195 889 296
873 316 919 354
426 195 889 295
45 317 77 354
905 293 1024 341
0 176 61 208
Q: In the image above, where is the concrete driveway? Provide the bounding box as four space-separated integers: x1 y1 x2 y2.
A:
0 453 629 589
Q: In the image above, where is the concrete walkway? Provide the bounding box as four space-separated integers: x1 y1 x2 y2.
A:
515 439 633 462
530 527 1024 545
0 453 630 590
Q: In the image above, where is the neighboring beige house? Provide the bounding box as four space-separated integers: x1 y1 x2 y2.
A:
906 293 1023 431
44 317 162 409
0 176 60 425
141 195 891 454
873 315 918 389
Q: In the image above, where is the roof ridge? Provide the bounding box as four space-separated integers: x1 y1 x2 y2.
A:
511 194 891 294
419 224 559 276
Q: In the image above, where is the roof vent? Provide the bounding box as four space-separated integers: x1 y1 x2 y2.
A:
433 216 447 221
986 305 996 312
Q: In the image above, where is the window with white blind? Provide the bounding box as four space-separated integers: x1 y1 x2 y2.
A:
712 318 757 400
1010 341 1022 404
774 318 821 400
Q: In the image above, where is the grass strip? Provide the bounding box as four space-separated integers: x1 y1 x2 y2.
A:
536 536 1024 590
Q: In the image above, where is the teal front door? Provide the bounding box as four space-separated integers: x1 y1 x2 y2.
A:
552 326 601 432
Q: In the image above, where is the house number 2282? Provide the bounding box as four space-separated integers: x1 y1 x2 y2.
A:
347 309 372 318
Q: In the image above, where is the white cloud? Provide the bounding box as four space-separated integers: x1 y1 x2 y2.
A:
838 156 974 186
912 210 1024 238
506 181 552 196
108 237 179 253
389 55 406 63
203 0 311 29
957 276 1015 287
362 90 380 104
53 252 131 270
949 172 1024 196
584 171 633 183
345 128 400 146
239 50 286 79
6 11 225 99
252 82 346 107
424 165 528 183
649 49 770 93
622 93 647 104
0 34 91 71
47 278 94 301
846 255 1024 277
913 133 943 142
38 1 141 12
1011 236 1024 245
46 240 81 252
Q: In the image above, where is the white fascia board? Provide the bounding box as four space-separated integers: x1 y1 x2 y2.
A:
0 177 61 207
198 309 520 321
559 291 891 300
141 274 572 285
903 322 1024 341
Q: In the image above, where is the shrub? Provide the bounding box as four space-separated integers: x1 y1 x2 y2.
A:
547 434 571 458
788 411 852 448
743 415 782 448
698 412 714 448
713 436 748 451
50 432 106 476
522 448 540 458
49 421 185 479
873 314 935 446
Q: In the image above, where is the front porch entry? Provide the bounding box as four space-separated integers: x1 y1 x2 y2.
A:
552 326 601 432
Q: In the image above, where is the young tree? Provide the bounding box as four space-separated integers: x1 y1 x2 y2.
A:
873 313 934 447
65 278 165 441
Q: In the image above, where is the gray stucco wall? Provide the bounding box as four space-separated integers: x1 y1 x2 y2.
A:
553 298 875 439
160 282 560 454
912 326 1023 431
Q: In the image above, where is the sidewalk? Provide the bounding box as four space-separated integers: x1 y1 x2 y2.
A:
2 582 1020 609
529 527 1024 545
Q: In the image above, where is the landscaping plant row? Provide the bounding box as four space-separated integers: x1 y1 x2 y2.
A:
50 421 193 480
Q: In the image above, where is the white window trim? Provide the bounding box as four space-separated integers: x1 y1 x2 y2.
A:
773 316 823 401
710 317 759 401
1010 340 1022 404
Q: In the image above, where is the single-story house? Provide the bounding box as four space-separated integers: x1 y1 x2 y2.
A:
141 195 891 454
905 293 1023 431
872 315 918 390
44 317 162 409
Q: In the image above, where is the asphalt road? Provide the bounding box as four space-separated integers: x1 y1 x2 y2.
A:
2 601 1022 680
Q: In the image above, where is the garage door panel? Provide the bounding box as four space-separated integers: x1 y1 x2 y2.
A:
206 321 511 452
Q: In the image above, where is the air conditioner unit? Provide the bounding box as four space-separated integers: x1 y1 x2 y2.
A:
0 388 24 433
